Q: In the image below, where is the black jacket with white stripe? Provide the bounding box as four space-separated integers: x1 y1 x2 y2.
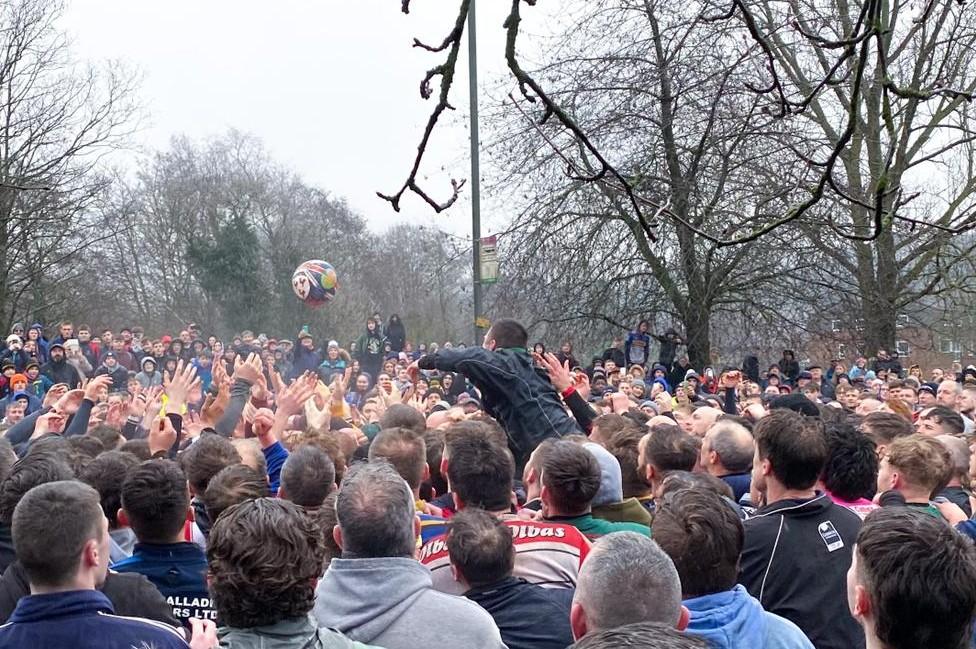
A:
738 493 864 649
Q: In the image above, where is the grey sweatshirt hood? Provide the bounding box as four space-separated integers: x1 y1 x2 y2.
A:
314 557 433 643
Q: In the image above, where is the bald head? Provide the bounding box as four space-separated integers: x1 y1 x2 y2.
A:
690 407 721 437
703 421 754 476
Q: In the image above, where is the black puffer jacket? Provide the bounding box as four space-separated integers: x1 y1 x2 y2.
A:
418 347 580 468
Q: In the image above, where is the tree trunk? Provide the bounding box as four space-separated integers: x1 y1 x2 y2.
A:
682 303 712 370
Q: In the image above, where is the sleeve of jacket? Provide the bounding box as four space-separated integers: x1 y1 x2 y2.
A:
3 407 47 450
722 388 737 415
624 334 633 365
738 518 776 603
417 348 503 385
263 441 289 495
64 398 95 437
215 378 252 437
566 390 597 434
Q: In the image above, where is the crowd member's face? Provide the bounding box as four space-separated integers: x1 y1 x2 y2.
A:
856 357 866 368
4 404 24 423
60 324 73 339
153 342 165 356
427 392 441 409
918 390 936 407
356 375 369 392
937 381 959 409
104 356 117 368
112 340 124 352
960 390 976 415
932 369 944 382
383 361 395 375
367 320 376 333
328 347 338 360
416 381 428 398
50 348 64 362
899 388 917 405
916 415 942 437
11 378 26 392
121 330 132 343
127 377 140 393
619 381 632 396
379 374 392 392
839 390 859 409
639 322 649 333
561 343 571 354
10 326 23 338
764 385 780 398
180 330 191 344
910 367 921 377
301 338 314 350
78 329 90 342
878 349 889 360
443 375 454 389
23 341 35 355
810 368 823 382
398 368 410 383
26 367 38 380
855 398 882 417
26 329 38 341
101 331 113 345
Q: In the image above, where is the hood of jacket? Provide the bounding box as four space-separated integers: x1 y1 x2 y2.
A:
684 585 767 649
583 442 623 506
217 615 365 649
313 557 434 643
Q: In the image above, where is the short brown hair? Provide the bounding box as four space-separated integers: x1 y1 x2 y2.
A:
653 488 743 597
541 440 600 514
753 409 827 490
368 428 427 489
885 435 951 495
204 464 267 524
446 509 515 588
861 412 914 445
180 433 241 495
605 426 651 498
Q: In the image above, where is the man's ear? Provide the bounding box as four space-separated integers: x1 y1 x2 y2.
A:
570 602 588 641
644 463 656 485
524 465 537 486
440 457 449 483
83 537 101 570
852 584 871 620
761 457 773 478
707 450 719 468
452 492 463 512
332 525 343 550
116 509 129 529
889 471 903 492
677 605 690 631
422 463 431 483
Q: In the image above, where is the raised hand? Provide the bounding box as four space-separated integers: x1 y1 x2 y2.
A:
42 384 68 409
277 372 318 417
148 415 177 456
232 353 263 385
55 389 87 416
534 351 573 393
166 360 201 413
84 375 113 404
32 410 67 439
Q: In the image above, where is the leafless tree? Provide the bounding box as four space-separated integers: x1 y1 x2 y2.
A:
0 0 139 329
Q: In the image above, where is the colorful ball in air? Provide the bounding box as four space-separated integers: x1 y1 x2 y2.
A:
292 260 338 307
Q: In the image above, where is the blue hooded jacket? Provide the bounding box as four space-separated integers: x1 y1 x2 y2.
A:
0 589 188 649
684 585 815 649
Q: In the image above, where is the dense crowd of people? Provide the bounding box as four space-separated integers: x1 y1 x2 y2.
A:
0 314 973 648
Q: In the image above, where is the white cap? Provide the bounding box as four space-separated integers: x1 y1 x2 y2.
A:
328 340 339 348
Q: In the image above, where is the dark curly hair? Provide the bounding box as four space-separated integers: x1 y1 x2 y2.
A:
207 498 325 628
822 420 879 502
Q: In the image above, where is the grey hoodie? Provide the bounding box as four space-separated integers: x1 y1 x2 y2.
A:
313 557 506 649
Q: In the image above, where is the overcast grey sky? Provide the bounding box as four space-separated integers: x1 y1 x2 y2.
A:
59 1 531 235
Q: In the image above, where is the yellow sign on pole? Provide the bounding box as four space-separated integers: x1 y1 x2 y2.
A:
475 317 491 330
